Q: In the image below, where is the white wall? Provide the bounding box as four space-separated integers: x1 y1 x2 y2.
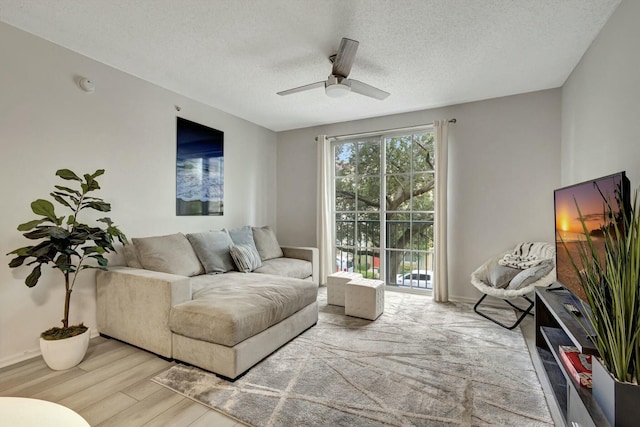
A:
277 89 561 302
561 0 640 187
0 23 277 366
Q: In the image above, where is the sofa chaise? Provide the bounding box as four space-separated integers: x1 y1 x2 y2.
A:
96 226 318 379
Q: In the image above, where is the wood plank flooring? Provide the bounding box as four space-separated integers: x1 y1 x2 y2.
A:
0 337 244 426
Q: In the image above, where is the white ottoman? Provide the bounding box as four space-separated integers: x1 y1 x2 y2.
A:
345 278 385 320
327 271 363 306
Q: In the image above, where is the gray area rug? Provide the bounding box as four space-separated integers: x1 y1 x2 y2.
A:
152 288 552 426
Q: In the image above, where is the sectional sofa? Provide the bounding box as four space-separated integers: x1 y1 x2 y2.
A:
96 226 318 379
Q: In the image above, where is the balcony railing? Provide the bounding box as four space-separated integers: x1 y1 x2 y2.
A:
335 219 433 290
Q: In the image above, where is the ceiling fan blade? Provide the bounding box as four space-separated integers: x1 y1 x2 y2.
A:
349 79 390 100
332 38 359 78
277 81 325 96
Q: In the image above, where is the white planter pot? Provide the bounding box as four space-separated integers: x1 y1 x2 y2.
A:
39 327 91 370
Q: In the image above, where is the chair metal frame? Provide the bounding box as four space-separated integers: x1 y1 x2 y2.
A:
473 293 534 330
470 242 556 331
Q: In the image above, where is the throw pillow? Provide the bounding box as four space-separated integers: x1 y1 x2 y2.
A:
252 226 284 261
487 264 521 288
186 231 235 273
133 233 204 277
123 243 143 269
508 259 554 290
225 225 256 247
229 243 262 273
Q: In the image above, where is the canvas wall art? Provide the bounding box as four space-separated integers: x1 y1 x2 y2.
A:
176 117 224 215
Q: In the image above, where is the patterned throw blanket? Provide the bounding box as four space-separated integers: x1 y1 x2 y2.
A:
498 242 548 269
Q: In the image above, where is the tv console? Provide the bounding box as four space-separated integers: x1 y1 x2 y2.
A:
534 286 610 427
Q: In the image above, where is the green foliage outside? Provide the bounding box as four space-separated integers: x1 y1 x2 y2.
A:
334 132 435 282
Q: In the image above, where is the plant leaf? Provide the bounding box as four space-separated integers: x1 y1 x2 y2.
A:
29 241 56 259
31 199 56 220
25 265 42 287
83 201 111 212
17 219 47 231
48 227 70 239
54 185 81 197
23 226 55 240
89 254 109 266
91 169 105 179
7 246 33 256
23 226 68 240
8 256 27 268
56 169 82 181
50 193 73 210
85 179 100 192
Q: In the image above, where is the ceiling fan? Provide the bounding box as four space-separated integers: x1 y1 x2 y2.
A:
277 37 390 100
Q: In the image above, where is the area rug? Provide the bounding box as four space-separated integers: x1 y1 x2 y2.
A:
152 288 552 426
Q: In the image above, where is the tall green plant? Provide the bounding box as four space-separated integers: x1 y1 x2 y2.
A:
7 169 126 338
565 191 640 383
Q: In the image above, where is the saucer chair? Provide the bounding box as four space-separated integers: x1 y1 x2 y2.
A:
470 242 556 330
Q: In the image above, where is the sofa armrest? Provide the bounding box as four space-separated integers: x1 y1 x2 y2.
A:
281 246 319 285
96 266 191 358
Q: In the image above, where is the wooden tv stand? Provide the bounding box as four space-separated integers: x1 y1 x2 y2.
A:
534 287 610 427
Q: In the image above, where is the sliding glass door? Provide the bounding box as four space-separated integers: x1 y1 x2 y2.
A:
333 129 435 290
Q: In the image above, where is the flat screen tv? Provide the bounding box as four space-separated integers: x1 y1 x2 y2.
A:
554 172 630 301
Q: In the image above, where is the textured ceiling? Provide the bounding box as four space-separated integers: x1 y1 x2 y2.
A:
0 0 620 131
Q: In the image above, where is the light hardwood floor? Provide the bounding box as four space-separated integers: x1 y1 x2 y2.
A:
0 337 244 426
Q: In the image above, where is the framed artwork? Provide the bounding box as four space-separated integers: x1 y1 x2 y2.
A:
176 117 224 215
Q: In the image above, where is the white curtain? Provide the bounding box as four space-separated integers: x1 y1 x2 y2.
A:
316 135 333 285
433 120 449 302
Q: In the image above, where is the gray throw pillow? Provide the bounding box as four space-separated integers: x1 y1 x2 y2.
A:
186 231 235 273
229 243 262 273
225 226 256 247
252 226 284 261
487 265 522 288
508 259 554 290
133 233 204 277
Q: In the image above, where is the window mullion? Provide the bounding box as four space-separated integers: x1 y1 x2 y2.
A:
379 135 386 286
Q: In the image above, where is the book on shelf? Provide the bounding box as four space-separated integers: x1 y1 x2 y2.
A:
559 345 592 388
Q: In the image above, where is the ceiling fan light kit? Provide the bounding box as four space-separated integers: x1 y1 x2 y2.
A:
277 37 389 100
325 76 351 98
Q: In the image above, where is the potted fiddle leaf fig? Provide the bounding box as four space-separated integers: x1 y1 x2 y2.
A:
7 169 126 370
565 189 640 427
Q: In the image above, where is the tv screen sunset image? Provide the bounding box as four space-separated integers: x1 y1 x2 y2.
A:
555 174 625 301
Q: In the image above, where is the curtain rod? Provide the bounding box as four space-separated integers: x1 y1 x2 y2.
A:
317 118 456 142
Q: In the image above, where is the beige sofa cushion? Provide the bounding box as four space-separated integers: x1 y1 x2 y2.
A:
252 226 284 261
186 231 235 273
169 272 317 347
123 243 143 268
133 233 204 277
253 257 312 280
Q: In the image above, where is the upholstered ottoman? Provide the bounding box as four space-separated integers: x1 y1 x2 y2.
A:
345 278 384 320
327 271 362 306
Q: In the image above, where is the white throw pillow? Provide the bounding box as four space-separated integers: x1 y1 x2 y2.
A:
229 243 262 273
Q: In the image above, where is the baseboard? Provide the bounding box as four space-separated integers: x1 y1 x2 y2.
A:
0 329 101 369
0 347 41 369
450 294 516 309
448 295 479 305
